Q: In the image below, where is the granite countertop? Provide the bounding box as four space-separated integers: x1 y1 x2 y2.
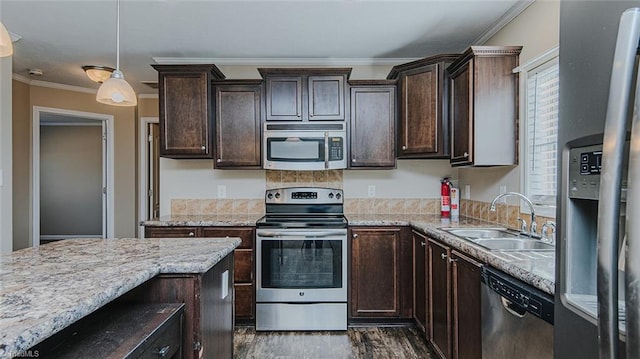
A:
143 214 555 295
141 214 261 227
348 214 555 296
0 237 240 359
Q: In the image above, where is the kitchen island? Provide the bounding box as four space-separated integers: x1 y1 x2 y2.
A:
0 237 240 359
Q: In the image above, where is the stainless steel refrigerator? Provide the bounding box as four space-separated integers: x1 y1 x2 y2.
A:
557 2 640 358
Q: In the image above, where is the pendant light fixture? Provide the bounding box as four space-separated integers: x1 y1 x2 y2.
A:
96 0 137 106
0 21 13 57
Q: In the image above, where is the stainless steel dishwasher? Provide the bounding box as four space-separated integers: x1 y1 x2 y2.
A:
481 266 554 359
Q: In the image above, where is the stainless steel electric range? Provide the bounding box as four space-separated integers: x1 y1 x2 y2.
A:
255 187 348 331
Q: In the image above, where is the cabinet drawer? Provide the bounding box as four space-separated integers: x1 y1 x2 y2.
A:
34 303 184 359
138 311 182 359
234 249 253 283
145 226 199 238
201 227 254 249
235 283 254 319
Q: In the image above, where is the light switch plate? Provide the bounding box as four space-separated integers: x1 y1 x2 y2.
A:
221 270 229 299
464 185 470 199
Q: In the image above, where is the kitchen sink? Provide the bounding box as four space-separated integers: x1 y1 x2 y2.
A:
443 228 518 239
441 227 554 252
472 238 554 251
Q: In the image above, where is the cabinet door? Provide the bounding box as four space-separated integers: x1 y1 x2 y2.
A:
214 84 262 168
399 65 442 157
265 76 303 121
449 60 474 165
145 226 199 238
451 251 482 359
350 86 396 168
159 71 212 158
428 239 451 359
413 230 428 335
350 227 401 317
308 76 345 121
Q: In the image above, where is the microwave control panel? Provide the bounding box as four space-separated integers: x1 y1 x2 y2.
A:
569 143 627 201
328 137 343 161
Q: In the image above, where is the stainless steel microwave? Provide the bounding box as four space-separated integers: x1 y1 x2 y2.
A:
263 122 347 171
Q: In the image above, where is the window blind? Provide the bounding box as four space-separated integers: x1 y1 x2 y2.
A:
526 62 559 208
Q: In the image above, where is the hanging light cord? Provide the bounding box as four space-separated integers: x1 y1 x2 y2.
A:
116 0 120 72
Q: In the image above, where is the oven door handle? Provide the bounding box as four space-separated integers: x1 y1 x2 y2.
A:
257 230 347 238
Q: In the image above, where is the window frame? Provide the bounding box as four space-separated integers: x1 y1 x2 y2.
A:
516 47 559 218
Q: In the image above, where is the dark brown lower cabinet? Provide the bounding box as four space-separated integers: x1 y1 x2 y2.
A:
429 238 451 359
451 250 482 359
413 230 428 334
145 226 256 323
350 226 412 320
415 231 483 359
125 253 234 359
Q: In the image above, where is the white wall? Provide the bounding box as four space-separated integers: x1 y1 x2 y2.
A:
0 56 12 253
344 160 455 198
459 0 560 202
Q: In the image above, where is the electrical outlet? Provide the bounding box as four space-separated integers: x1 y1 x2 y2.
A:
367 185 376 198
217 184 227 199
464 184 471 199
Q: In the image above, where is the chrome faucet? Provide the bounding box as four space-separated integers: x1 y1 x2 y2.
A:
541 221 556 244
489 192 538 238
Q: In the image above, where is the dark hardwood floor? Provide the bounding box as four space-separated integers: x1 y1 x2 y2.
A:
234 326 436 358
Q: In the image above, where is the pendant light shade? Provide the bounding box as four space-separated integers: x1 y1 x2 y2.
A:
97 70 137 106
0 21 13 57
97 0 136 107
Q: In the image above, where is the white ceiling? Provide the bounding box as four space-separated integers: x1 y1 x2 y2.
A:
1 0 528 95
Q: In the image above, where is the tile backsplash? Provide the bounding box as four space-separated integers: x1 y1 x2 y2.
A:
266 169 343 189
171 198 265 216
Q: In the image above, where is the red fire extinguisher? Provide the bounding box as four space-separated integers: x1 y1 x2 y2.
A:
441 177 451 218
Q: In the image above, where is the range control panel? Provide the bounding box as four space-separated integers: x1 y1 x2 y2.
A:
568 143 627 201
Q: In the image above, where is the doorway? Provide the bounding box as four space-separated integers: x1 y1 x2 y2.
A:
32 107 114 246
138 117 159 238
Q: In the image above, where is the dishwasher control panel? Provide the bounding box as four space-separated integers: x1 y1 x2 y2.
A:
481 266 554 324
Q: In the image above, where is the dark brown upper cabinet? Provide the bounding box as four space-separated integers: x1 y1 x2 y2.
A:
152 64 225 159
259 68 351 121
387 54 458 159
348 80 397 168
212 80 263 169
447 46 522 166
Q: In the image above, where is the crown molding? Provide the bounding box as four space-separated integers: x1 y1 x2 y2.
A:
29 79 98 94
12 73 31 84
473 0 535 45
152 57 420 66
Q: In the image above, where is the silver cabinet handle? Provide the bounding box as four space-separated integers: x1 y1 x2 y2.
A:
201 145 206 151
421 241 425 247
402 145 407 150
352 158 356 162
188 231 195 237
598 9 640 359
449 257 458 263
463 152 469 158
441 253 448 260
217 159 222 163
353 233 359 239
154 345 171 357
